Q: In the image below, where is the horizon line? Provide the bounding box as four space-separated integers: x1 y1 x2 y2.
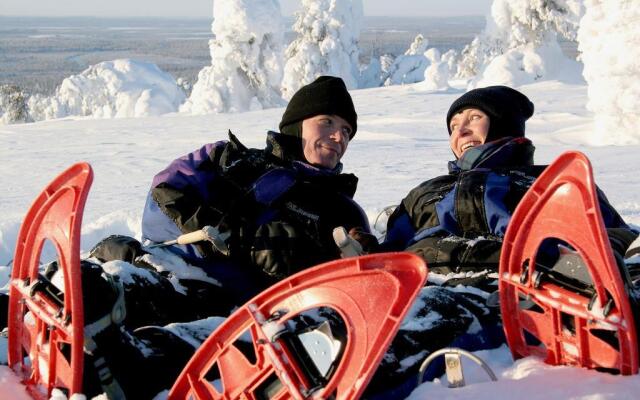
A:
0 13 486 19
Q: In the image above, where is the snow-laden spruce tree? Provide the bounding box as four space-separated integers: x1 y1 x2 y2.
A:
182 0 285 114
441 49 459 78
0 84 31 124
458 0 584 87
383 34 430 86
359 53 396 88
578 0 640 145
418 48 450 91
281 0 363 99
27 59 185 121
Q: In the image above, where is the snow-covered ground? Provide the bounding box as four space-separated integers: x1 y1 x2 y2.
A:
1 79 640 398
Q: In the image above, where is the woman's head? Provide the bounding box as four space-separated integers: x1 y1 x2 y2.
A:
446 86 534 157
279 76 357 169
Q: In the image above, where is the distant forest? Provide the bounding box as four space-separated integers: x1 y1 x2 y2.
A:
0 16 484 95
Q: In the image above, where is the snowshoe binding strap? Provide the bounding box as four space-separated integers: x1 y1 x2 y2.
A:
8 162 93 399
499 151 639 374
82 272 127 400
168 252 427 400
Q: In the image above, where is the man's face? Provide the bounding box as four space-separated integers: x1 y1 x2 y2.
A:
301 114 352 169
449 108 490 158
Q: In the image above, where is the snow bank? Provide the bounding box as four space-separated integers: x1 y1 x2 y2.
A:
407 345 640 399
182 0 285 114
0 211 141 266
281 0 363 98
28 59 185 120
578 0 640 145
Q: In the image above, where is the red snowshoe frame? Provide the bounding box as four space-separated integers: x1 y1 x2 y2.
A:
500 151 638 374
7 163 93 398
168 252 427 400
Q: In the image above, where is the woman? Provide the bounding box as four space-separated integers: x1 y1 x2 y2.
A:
364 86 635 399
385 85 629 274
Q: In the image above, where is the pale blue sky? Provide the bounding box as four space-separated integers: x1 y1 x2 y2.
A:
0 0 492 18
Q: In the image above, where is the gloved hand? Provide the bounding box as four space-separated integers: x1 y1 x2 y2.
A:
406 235 501 274
251 220 310 279
348 227 380 254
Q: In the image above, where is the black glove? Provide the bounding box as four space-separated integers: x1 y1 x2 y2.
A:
251 220 310 280
348 227 380 254
406 235 502 274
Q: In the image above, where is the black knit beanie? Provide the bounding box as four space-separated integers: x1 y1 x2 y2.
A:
446 86 534 142
279 76 357 139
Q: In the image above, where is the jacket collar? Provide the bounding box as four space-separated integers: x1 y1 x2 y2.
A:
226 130 356 196
448 137 535 172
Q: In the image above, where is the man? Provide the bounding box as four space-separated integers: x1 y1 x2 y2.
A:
139 75 369 299
79 76 371 398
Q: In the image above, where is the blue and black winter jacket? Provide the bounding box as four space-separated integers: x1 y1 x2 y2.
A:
141 131 370 297
384 137 629 273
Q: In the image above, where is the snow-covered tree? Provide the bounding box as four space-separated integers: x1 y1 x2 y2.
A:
458 0 584 86
182 0 285 114
441 49 459 78
359 53 397 88
176 77 193 97
578 0 640 145
0 84 31 124
419 48 450 91
27 59 184 121
359 58 382 88
281 0 363 99
383 34 430 86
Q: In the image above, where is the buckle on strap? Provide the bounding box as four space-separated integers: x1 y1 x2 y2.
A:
84 273 126 353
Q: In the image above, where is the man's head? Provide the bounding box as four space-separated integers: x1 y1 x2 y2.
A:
279 76 357 169
446 86 534 158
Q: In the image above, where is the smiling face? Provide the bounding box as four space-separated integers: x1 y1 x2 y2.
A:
449 108 491 158
301 114 352 169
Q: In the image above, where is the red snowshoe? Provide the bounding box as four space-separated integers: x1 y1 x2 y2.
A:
167 252 427 400
7 163 93 399
499 151 639 374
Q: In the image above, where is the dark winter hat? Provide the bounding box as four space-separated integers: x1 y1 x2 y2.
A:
279 76 357 139
446 85 534 142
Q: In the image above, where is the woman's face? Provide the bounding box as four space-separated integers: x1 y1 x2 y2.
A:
301 114 352 169
449 108 490 158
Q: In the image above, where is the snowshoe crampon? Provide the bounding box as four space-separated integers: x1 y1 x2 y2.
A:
499 151 639 374
7 163 93 399
168 252 427 400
